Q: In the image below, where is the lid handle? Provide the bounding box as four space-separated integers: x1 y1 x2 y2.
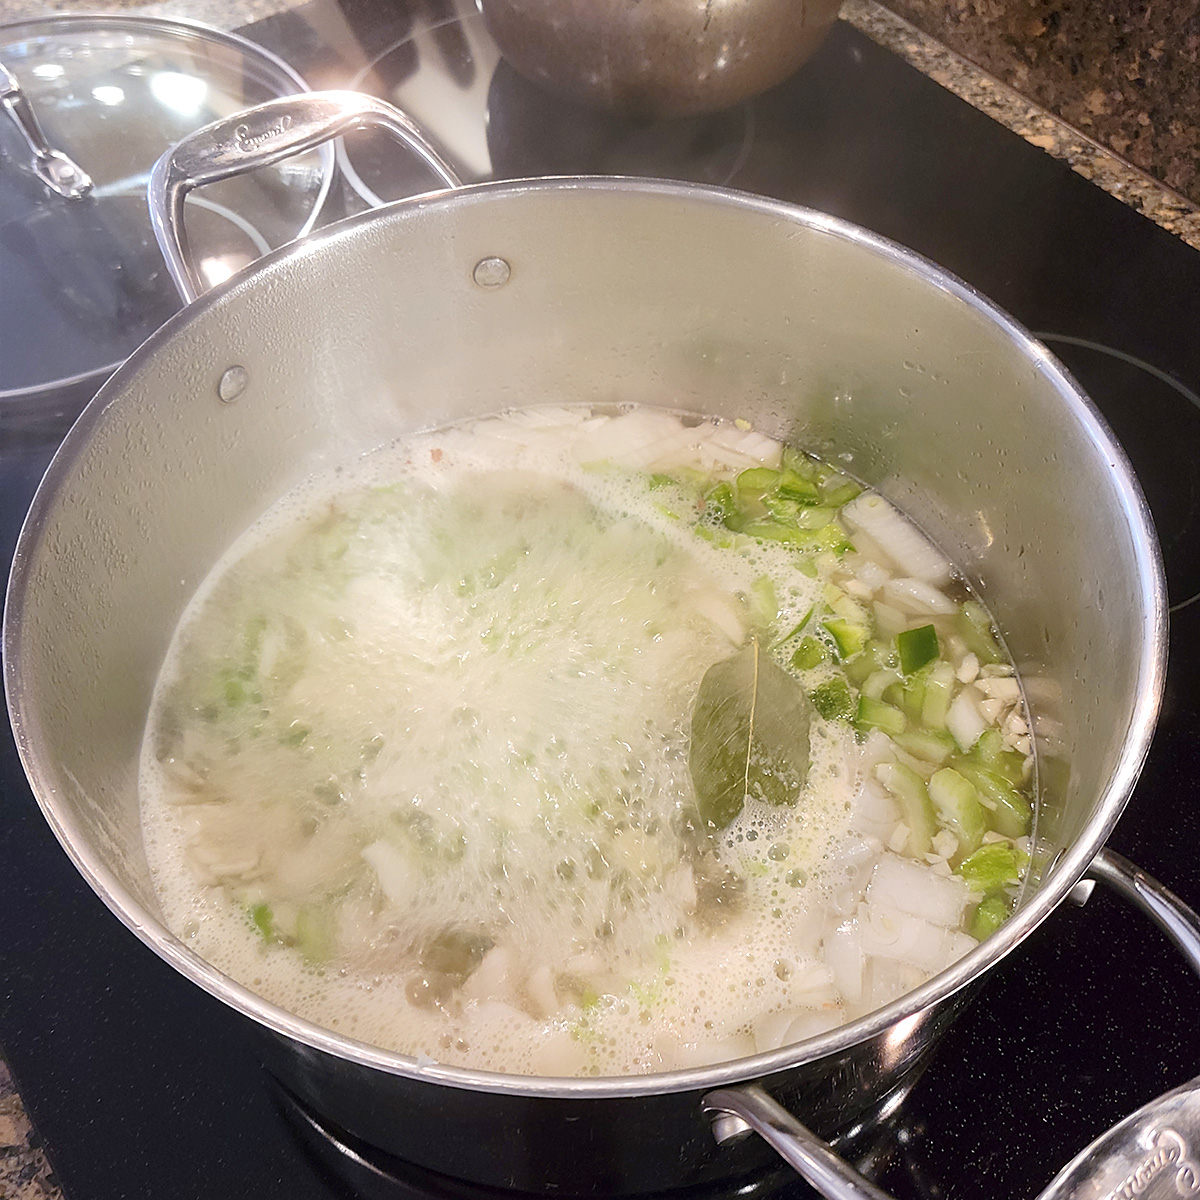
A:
0 59 93 200
148 90 462 304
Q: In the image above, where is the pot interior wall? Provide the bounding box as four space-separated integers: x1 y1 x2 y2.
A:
8 180 1156 1033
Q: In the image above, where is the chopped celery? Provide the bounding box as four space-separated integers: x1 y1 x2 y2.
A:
828 591 869 626
894 729 957 764
781 446 819 479
862 668 904 701
821 477 863 507
815 523 854 553
295 904 336 965
280 721 310 747
899 673 927 722
968 728 1026 785
845 641 898 686
749 576 778 629
927 767 987 856
736 467 780 495
855 696 907 737
648 474 676 490
953 762 1032 838
897 624 939 674
957 601 1005 665
740 521 817 546
778 469 821 504
249 903 274 941
763 495 803 525
957 842 1026 892
791 636 826 670
874 761 937 856
792 506 835 530
811 676 855 721
772 605 815 649
921 662 955 729
824 618 868 660
704 482 737 524
969 893 1010 940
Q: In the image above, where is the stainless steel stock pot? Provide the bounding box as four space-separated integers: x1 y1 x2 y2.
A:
4 92 1195 1196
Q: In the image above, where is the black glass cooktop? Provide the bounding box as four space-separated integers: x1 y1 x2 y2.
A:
2 2 1200 1198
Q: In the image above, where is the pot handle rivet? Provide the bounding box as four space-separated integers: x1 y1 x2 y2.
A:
218 365 249 403
473 257 511 288
709 1111 753 1144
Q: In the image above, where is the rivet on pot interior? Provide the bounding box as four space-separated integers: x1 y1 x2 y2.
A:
473 257 511 288
218 366 249 403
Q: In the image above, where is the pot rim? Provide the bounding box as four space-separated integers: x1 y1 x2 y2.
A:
3 175 1168 1100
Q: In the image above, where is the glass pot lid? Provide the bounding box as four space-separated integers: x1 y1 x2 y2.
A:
0 15 333 404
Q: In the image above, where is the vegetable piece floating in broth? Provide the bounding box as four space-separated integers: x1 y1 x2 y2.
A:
140 403 1037 1078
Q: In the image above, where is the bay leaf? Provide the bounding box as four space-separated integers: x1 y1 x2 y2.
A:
688 640 813 830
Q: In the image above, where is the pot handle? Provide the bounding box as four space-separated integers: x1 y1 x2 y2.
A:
1084 847 1200 977
702 1085 895 1200
148 90 462 305
701 850 1200 1200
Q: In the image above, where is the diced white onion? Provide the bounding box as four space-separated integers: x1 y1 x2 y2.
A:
858 903 976 972
783 1008 846 1044
956 653 980 684
703 426 784 468
850 779 901 842
825 920 865 1004
689 589 747 646
864 958 928 1010
525 965 560 1019
1004 712 1029 737
932 829 960 861
872 601 909 638
976 676 1022 703
866 853 970 928
461 946 516 1003
946 688 989 752
753 1008 800 1053
528 1029 589 1076
880 577 957 615
841 494 952 585
361 840 419 908
849 556 892 592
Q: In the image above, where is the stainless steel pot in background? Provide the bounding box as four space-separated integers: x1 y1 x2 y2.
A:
1 93 1186 1193
475 0 844 118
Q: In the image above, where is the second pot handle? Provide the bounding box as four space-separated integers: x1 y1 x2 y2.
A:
1084 846 1200 978
702 1085 895 1200
148 90 462 304
703 849 1200 1200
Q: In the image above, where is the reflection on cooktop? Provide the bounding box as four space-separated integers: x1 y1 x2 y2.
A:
336 0 754 209
272 1077 934 1200
1036 334 1200 612
484 62 754 187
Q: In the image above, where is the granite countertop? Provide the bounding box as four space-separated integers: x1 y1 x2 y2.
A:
1 1 1197 1196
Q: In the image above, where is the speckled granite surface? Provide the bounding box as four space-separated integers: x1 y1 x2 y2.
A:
0 1060 59 1199
874 0 1200 206
842 0 1200 249
0 1 1197 1196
